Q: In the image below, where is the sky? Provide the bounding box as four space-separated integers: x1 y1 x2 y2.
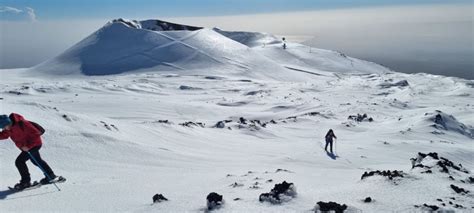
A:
0 0 473 79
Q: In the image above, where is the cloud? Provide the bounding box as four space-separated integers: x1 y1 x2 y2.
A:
0 6 22 13
25 7 37 22
0 6 37 22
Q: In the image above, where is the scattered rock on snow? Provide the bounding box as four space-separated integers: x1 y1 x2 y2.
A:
62 114 72 121
179 121 205 128
214 121 225 128
315 201 348 213
467 177 474 184
414 203 439 211
259 181 297 204
361 170 405 180
229 182 244 188
348 113 373 122
179 85 202 90
411 152 469 174
206 192 224 210
378 80 409 89
364 197 372 203
152 194 168 203
244 90 268 96
275 168 293 173
450 184 469 194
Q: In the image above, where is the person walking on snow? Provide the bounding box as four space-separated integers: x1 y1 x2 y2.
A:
325 129 337 153
0 113 60 190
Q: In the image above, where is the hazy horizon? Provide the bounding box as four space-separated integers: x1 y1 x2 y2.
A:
1 2 472 79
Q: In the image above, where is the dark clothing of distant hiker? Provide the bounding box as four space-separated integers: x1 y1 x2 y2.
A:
0 113 57 188
325 129 337 153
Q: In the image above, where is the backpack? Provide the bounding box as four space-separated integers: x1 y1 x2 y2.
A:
29 121 46 135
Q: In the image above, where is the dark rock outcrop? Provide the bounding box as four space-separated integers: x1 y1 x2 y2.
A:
364 197 372 203
348 113 373 122
206 192 224 210
379 80 409 88
152 194 168 203
315 201 348 213
361 170 404 180
450 184 469 194
259 181 296 204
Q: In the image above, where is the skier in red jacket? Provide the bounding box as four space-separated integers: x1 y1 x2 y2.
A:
0 113 59 190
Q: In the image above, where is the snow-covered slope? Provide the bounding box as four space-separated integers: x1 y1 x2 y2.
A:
1 68 473 212
213 28 282 47
252 43 390 74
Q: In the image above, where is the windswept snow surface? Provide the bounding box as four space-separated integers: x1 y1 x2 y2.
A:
1 19 473 212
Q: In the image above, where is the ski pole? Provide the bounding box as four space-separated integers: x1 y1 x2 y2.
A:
334 138 338 156
27 151 61 191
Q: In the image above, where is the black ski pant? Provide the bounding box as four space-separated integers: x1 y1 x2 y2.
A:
325 139 333 153
15 145 55 183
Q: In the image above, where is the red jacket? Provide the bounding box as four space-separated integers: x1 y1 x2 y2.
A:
0 113 43 150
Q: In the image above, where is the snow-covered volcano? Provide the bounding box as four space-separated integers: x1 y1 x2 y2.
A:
33 19 389 79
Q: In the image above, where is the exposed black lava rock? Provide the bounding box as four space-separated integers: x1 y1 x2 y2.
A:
229 182 244 188
364 197 372 203
179 121 205 128
468 177 474 183
206 192 224 210
214 121 225 128
152 194 168 203
438 157 469 174
434 114 444 127
179 85 202 90
414 203 439 211
421 170 433 174
379 80 409 89
315 201 348 213
62 114 72 121
450 184 469 194
348 113 373 122
411 152 469 174
418 152 439 160
239 117 247 124
302 111 321 117
259 181 297 204
275 168 292 173
361 170 404 180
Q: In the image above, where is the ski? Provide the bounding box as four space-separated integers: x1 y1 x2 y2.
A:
7 176 66 192
8 181 41 192
43 176 67 185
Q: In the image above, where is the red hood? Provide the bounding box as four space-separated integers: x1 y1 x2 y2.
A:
9 113 26 124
